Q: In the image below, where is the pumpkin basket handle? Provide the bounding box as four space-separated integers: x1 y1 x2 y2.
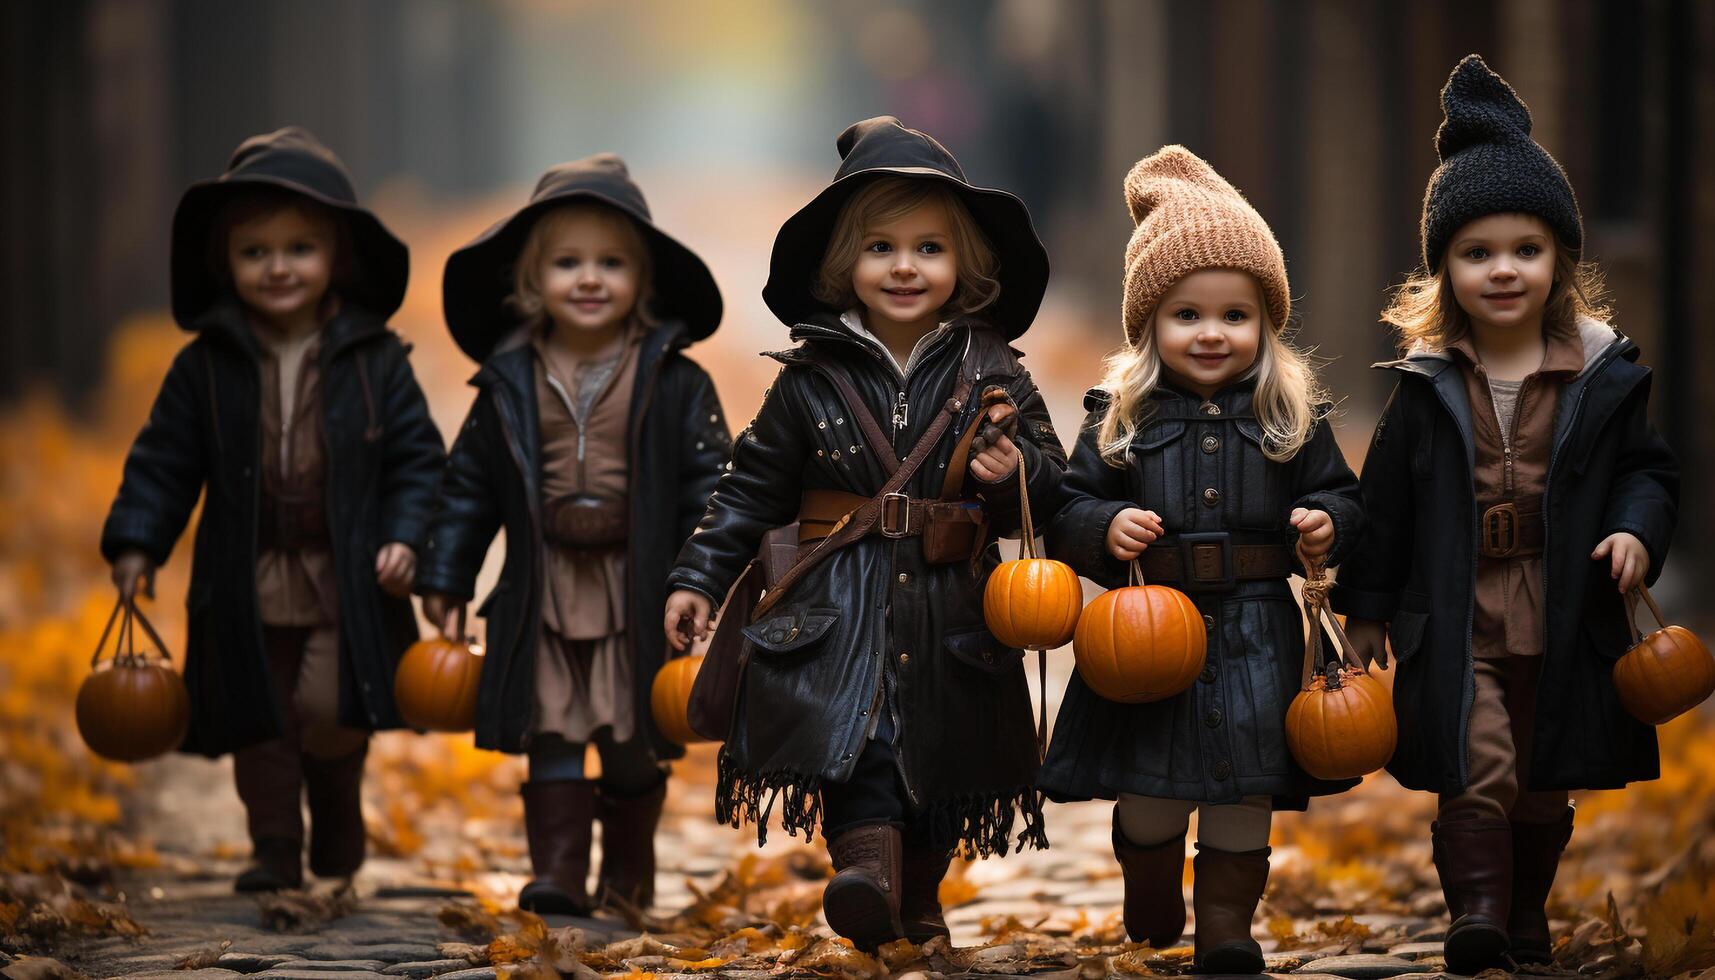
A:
1297 545 1363 690
1011 452 1041 560
1128 558 1146 588
1625 585 1669 646
91 596 176 670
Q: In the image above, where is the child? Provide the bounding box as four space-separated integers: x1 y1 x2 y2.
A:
1038 146 1365 975
417 154 732 915
1332 55 1679 974
102 128 445 891
662 116 1063 949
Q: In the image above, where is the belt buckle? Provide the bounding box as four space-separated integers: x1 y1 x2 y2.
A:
880 492 910 538
1177 531 1234 591
1482 502 1518 557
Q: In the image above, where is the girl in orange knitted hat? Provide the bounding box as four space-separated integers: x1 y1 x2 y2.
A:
1039 146 1365 975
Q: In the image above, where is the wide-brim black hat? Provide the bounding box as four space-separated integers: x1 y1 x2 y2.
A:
763 116 1050 340
171 126 408 328
442 153 723 362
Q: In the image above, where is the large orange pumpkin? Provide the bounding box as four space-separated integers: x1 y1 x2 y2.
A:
395 634 484 732
982 455 1083 649
76 599 190 762
1613 586 1715 725
651 655 708 745
1285 562 1396 780
1073 564 1205 703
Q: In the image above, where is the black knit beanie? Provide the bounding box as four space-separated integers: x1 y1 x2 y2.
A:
1421 54 1582 269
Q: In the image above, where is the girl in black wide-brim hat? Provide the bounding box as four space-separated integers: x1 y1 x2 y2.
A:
102 127 445 892
417 153 733 916
664 116 1065 949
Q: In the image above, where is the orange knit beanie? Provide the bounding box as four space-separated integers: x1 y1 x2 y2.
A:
1122 145 1290 344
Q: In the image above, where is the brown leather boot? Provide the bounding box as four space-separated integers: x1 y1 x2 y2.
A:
1114 822 1187 948
1191 844 1269 974
235 837 304 892
596 780 667 910
1509 807 1573 965
898 843 952 945
303 745 368 879
1432 812 1513 975
519 780 597 915
823 823 905 950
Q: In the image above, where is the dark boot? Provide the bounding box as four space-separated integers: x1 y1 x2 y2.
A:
898 843 953 945
1191 844 1269 974
1509 807 1573 965
235 837 304 892
595 780 667 910
519 779 597 915
303 746 368 879
1114 822 1187 948
823 823 905 950
1432 813 1513 975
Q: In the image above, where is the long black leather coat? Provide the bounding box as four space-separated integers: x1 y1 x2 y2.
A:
415 320 731 760
667 315 1065 856
101 304 445 755
1330 326 1678 794
1038 382 1365 807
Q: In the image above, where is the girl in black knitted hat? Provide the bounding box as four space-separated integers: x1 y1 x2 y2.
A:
1332 55 1679 974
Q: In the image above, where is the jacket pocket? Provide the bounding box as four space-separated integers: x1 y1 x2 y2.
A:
742 606 840 657
1387 591 1431 664
944 627 1024 675
1132 420 1187 453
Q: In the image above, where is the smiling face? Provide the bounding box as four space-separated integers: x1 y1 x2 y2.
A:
1446 212 1557 335
226 204 338 329
850 198 960 334
1151 268 1267 398
529 205 644 336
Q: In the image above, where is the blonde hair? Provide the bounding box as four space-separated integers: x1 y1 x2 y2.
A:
813 177 1001 316
507 201 655 328
1382 232 1608 352
1095 276 1328 465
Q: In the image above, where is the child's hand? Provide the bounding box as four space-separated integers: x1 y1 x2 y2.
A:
664 589 713 652
1106 508 1164 561
374 542 416 598
1290 508 1335 560
421 592 465 641
1346 618 1390 669
111 549 156 602
1592 531 1650 593
969 403 1021 482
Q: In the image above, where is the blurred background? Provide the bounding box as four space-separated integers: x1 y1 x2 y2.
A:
0 0 1712 945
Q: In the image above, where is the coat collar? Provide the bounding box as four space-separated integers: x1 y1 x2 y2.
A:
475 317 684 396
192 301 389 363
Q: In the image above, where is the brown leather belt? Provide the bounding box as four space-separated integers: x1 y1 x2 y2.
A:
1140 532 1294 591
544 494 628 550
258 488 329 552
798 489 980 543
1478 496 1543 558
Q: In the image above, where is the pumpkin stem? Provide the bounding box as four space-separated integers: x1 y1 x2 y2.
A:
1323 661 1344 691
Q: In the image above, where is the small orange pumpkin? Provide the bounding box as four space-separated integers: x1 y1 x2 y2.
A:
1285 557 1397 780
982 454 1083 649
1073 562 1205 703
395 631 484 733
1613 586 1714 725
651 655 708 745
76 598 190 763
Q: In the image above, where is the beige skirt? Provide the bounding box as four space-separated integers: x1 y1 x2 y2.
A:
532 629 634 744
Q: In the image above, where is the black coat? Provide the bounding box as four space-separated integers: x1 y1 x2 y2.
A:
415 321 731 760
1330 326 1679 794
667 316 1066 856
101 305 445 756
1038 382 1366 807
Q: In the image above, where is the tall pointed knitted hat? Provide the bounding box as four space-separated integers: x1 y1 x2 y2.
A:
1121 145 1289 344
1421 54 1582 268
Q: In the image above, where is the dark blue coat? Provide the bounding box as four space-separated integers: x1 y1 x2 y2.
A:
1330 325 1679 794
101 305 445 755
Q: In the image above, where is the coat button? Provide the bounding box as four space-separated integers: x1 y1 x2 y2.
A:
1212 759 1232 779
899 652 910 664
898 572 910 583
1203 488 1220 506
770 630 787 644
1202 434 1220 453
1199 664 1217 684
1202 614 1215 631
1201 403 1222 416
982 650 994 664
1205 708 1223 727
